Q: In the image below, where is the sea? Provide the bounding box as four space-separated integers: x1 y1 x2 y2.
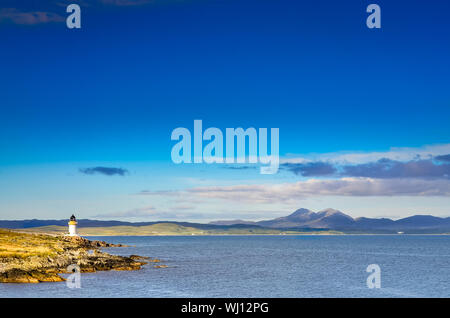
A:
1 235 449 298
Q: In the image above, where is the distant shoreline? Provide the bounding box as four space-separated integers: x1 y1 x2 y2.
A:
77 233 450 237
15 223 449 236
2 210 449 235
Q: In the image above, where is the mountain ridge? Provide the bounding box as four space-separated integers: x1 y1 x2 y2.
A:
210 208 450 233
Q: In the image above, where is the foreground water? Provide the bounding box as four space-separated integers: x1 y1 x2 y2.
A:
1 235 449 297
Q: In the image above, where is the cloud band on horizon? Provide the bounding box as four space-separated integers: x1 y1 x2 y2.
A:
138 177 450 205
281 157 450 179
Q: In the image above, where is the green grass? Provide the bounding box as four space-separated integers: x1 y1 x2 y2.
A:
17 223 343 236
0 228 63 259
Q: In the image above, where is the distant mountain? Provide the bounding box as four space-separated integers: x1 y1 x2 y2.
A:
353 217 395 230
1 209 450 234
211 208 356 229
256 208 354 229
210 208 450 234
394 215 449 228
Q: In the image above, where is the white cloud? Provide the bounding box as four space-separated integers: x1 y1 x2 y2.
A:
93 206 157 218
282 143 450 164
93 205 206 220
0 8 64 25
141 177 450 204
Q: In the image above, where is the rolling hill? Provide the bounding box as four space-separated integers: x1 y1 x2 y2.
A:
16 223 339 236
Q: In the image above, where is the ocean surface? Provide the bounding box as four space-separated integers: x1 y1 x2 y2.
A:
1 235 449 298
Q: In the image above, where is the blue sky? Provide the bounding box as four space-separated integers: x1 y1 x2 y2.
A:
1 0 450 221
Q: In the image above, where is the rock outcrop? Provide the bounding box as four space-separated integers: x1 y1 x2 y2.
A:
0 229 160 283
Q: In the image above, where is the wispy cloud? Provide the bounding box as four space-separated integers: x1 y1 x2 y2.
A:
93 206 205 219
282 158 450 179
79 166 129 176
0 8 64 25
341 158 450 179
0 0 154 25
222 165 257 170
139 178 450 204
282 161 336 177
94 206 157 218
282 143 450 165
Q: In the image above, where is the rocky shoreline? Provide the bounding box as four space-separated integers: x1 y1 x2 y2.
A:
0 229 161 283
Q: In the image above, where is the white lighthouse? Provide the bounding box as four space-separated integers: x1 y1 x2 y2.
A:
68 214 78 236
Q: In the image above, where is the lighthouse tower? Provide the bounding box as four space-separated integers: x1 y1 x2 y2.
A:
68 214 78 236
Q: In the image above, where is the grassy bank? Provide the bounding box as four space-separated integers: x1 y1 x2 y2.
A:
17 223 343 236
0 229 155 283
0 229 63 259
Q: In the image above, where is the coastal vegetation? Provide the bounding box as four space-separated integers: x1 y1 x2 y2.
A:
0 229 157 283
16 223 342 236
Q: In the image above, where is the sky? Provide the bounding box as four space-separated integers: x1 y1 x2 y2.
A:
0 0 450 221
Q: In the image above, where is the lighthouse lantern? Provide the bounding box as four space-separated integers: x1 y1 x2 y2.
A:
68 214 78 236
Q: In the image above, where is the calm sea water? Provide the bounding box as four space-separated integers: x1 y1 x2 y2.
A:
1 235 449 298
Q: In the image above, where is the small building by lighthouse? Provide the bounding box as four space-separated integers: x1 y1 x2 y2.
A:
68 214 78 236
